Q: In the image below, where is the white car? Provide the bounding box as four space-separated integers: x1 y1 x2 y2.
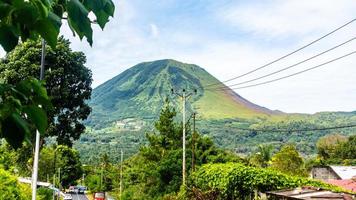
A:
64 194 73 200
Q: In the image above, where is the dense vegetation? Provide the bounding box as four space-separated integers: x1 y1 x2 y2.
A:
191 163 343 200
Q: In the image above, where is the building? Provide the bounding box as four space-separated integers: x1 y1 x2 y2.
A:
266 187 355 200
311 166 356 180
311 166 356 192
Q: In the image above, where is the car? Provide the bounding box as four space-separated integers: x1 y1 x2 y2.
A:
94 192 105 200
77 186 86 194
64 194 73 200
68 186 76 194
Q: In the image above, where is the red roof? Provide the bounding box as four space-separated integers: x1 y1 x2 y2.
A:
326 179 356 192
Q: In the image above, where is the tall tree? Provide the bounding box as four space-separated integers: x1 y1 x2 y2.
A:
0 38 92 146
271 144 306 176
316 134 348 159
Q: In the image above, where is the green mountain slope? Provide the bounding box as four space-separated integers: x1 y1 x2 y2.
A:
76 59 355 163
88 59 281 127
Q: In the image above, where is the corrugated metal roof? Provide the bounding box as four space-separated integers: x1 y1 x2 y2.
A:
330 166 356 180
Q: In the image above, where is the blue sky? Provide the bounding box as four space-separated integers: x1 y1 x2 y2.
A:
1 0 355 113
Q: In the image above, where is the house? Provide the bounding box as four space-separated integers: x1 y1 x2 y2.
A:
311 166 356 180
266 187 355 200
311 166 356 193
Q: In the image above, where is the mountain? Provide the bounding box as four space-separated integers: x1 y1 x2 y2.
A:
76 59 356 163
87 59 281 127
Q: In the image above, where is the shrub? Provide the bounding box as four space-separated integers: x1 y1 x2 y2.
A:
192 163 344 199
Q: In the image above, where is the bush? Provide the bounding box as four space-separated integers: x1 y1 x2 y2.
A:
192 163 344 199
0 168 31 200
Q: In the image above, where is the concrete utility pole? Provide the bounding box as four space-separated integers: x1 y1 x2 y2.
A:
192 112 196 172
32 39 46 200
120 149 123 200
171 88 196 186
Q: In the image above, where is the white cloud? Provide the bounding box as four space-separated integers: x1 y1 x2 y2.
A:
38 0 356 113
150 23 159 38
218 0 356 39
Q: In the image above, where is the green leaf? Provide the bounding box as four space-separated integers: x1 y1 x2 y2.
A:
32 0 49 18
0 2 12 19
23 105 47 134
83 0 113 29
0 25 19 52
13 2 39 25
34 12 61 48
67 0 93 45
1 113 30 149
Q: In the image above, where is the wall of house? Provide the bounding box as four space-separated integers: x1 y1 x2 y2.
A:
311 167 340 180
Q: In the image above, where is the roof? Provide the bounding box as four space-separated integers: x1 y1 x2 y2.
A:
330 166 356 180
266 187 355 200
327 179 356 192
18 177 52 187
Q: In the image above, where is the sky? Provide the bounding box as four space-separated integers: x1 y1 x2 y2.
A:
1 0 356 114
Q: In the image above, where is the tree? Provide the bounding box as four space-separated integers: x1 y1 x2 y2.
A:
249 144 274 168
0 78 51 148
316 134 347 159
0 0 115 149
0 38 92 146
0 168 32 200
0 0 115 52
120 100 242 199
334 135 356 159
270 144 306 176
54 145 83 188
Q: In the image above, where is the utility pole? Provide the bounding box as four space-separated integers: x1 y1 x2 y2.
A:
32 39 46 200
52 174 56 200
171 88 196 186
58 168 61 191
120 149 123 200
192 112 196 172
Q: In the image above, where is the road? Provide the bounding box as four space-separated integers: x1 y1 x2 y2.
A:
70 193 89 200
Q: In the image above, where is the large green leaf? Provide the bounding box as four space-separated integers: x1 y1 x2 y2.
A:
34 12 61 48
32 0 49 18
1 113 30 149
23 105 47 134
83 0 115 29
0 2 11 19
0 26 19 52
67 0 93 45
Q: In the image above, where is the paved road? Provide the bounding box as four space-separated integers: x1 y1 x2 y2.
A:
70 193 88 200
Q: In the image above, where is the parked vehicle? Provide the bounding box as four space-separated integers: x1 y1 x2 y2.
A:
64 194 73 200
68 186 79 193
77 185 86 194
94 192 105 200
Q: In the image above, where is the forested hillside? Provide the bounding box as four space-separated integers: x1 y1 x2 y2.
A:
76 60 356 163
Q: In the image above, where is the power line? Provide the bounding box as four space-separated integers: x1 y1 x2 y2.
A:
203 18 356 88
234 124 356 133
208 36 356 90
207 50 356 91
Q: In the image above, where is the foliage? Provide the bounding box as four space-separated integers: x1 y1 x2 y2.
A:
53 145 83 188
192 163 345 200
316 134 347 159
0 38 92 146
270 144 307 177
0 0 115 52
0 168 32 200
35 145 83 188
333 135 356 159
248 144 273 168
0 78 51 148
83 153 118 193
114 100 242 199
37 188 53 200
